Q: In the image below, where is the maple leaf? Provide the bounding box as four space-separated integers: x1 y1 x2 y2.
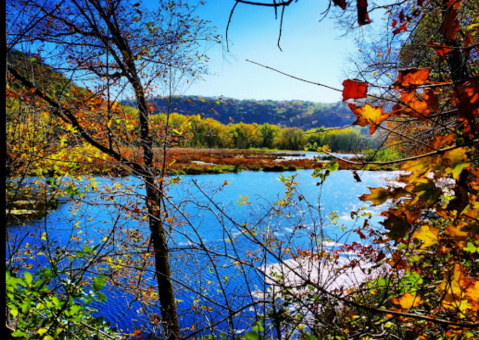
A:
412 225 439 249
413 180 443 205
445 221 479 248
342 79 368 101
439 264 476 310
348 103 391 134
359 187 390 206
359 187 409 206
381 211 411 241
391 292 422 310
357 0 372 26
393 67 430 89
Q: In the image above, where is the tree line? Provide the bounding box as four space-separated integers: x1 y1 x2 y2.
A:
151 111 379 151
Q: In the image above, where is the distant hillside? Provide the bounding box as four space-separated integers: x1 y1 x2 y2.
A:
126 96 355 129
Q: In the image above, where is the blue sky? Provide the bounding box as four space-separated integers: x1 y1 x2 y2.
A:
146 0 357 102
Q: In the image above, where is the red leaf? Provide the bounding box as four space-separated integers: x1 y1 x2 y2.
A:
392 18 397 28
357 0 372 26
342 79 368 102
455 79 479 133
427 42 452 62
440 6 460 41
462 33 474 57
332 0 347 10
392 23 407 35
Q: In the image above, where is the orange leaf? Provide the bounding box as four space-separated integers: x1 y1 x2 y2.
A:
429 133 456 151
342 79 368 102
445 222 479 248
393 67 430 89
393 89 438 121
391 292 422 310
348 103 391 134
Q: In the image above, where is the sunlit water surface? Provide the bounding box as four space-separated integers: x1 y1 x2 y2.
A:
8 170 400 336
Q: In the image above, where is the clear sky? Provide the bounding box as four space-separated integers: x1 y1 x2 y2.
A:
146 0 357 102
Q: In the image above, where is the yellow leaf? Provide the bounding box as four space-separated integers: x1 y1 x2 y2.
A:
444 148 470 180
412 225 439 249
348 103 391 134
37 328 48 335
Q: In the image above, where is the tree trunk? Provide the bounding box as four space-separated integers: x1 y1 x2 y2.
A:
146 185 181 340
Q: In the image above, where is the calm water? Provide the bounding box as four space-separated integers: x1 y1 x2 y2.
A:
273 151 362 160
8 170 399 336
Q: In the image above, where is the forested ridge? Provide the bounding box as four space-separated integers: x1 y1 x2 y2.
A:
125 96 355 129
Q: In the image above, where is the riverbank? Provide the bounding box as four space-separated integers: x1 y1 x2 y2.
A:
53 147 399 176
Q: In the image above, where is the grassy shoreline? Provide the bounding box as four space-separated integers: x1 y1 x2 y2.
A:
11 147 399 177
89 148 399 176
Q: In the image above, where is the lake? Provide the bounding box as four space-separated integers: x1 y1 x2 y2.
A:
8 169 399 336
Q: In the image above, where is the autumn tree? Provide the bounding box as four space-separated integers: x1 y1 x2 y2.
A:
6 0 219 338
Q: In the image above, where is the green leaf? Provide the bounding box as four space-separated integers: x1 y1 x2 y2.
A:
304 336 319 340
24 271 33 286
52 296 60 308
10 308 18 318
92 274 106 292
97 292 108 302
327 160 339 172
464 242 477 253
243 332 259 340
33 278 46 288
252 321 264 332
21 300 32 314
11 331 28 338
